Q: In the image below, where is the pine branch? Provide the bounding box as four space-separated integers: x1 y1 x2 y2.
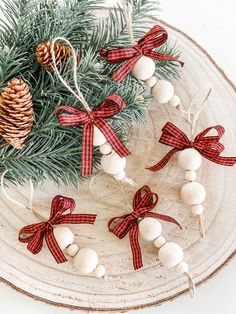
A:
0 0 182 187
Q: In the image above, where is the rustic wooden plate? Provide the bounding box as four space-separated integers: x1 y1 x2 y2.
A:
0 21 235 312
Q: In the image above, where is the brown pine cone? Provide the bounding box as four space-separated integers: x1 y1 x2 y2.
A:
35 40 80 71
0 78 34 149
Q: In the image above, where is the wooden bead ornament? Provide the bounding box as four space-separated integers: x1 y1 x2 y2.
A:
93 125 107 146
53 226 74 250
100 0 183 88
73 247 99 274
53 37 130 177
138 217 162 241
147 88 236 237
108 185 195 297
1 175 106 278
100 150 137 187
151 235 195 297
131 56 156 81
152 80 174 104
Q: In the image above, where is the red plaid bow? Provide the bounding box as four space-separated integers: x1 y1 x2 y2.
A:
147 122 236 172
100 24 184 83
19 195 96 263
55 94 130 176
108 185 181 270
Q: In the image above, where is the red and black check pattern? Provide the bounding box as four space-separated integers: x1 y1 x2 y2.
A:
19 195 96 264
108 185 181 270
55 94 130 176
147 122 236 172
100 24 184 82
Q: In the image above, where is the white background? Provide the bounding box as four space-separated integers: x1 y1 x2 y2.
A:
0 0 236 313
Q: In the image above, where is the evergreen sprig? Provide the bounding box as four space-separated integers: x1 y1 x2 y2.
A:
0 0 181 186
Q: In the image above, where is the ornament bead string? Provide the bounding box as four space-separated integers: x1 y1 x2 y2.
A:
0 170 45 221
122 0 136 46
51 37 92 112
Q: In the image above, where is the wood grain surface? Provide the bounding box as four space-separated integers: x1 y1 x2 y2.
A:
0 21 235 312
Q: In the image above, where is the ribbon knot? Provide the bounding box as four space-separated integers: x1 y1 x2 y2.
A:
87 111 94 122
133 45 142 55
100 24 184 83
108 185 181 270
147 122 236 172
55 94 130 176
45 220 53 232
19 195 97 264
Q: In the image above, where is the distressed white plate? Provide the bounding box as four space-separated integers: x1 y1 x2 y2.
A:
0 21 235 312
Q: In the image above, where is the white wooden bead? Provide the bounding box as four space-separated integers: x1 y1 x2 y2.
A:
178 148 202 171
53 226 74 250
101 151 126 175
145 76 157 87
153 236 166 248
67 244 79 257
158 242 183 268
181 182 206 205
99 142 112 155
138 217 162 242
131 56 155 81
113 170 126 181
185 170 197 181
93 125 107 146
169 95 180 107
175 261 189 274
74 248 98 274
191 204 204 216
151 80 174 104
94 265 106 278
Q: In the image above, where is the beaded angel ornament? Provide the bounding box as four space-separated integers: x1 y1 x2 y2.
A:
108 185 195 297
51 37 136 185
1 171 105 278
100 0 183 96
146 88 236 237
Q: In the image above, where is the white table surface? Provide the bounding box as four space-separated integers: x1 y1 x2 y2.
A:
0 1 235 313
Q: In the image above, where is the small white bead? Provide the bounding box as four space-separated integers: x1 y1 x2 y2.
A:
74 248 99 274
138 217 162 242
169 95 180 107
113 170 126 181
185 170 197 181
153 236 166 248
145 76 157 87
94 265 106 278
152 80 174 104
181 182 206 205
99 142 112 155
93 125 107 146
101 151 126 175
53 226 74 250
158 242 183 268
67 244 79 257
131 56 155 81
178 148 202 171
191 204 204 216
175 261 189 274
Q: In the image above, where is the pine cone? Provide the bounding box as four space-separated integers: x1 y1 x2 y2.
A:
36 40 80 71
0 78 34 149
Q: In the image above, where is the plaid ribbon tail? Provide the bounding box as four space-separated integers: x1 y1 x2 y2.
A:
113 56 141 83
45 231 67 264
146 148 180 172
129 224 143 270
56 213 97 225
94 118 130 157
82 122 93 176
146 51 184 67
146 212 182 229
199 151 236 167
